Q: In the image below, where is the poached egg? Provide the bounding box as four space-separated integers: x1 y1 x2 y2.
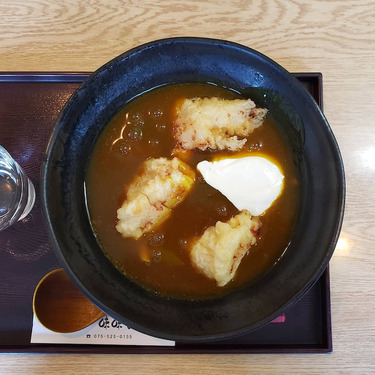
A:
197 156 284 216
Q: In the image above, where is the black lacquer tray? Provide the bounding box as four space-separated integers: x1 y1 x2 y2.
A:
0 72 332 353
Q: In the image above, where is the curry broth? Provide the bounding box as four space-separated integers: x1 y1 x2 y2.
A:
85 83 300 299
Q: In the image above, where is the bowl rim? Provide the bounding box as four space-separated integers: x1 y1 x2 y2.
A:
41 37 346 342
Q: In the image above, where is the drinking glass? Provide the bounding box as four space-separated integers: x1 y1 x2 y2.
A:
0 145 36 231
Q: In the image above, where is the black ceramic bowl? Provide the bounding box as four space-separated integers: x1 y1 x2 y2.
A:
41 37 345 342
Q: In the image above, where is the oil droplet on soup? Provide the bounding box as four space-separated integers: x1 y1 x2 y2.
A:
85 83 300 299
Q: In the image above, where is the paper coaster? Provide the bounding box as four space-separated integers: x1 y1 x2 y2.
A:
30 314 175 346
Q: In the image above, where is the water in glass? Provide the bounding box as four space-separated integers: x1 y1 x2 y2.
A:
0 146 35 231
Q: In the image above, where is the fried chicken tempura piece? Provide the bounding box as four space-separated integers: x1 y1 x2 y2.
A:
173 97 267 152
190 210 261 287
116 157 195 239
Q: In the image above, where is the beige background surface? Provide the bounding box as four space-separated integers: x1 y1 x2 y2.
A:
1 0 375 374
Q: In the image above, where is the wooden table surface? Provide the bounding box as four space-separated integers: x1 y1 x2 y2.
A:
1 0 374 374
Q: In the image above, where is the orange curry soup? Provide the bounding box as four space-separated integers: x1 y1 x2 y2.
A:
85 83 300 299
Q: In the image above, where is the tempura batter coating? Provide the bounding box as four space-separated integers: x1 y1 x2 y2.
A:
116 157 195 239
174 97 267 152
190 210 261 287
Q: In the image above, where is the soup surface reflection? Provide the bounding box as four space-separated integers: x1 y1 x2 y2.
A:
86 83 300 299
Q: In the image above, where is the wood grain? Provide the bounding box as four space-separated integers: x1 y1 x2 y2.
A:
1 0 375 374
